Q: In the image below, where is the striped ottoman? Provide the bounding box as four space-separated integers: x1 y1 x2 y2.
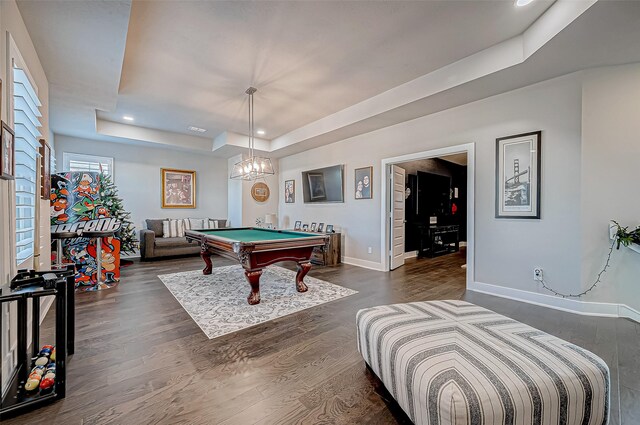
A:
356 300 610 425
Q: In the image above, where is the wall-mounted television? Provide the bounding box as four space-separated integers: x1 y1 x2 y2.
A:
302 165 344 203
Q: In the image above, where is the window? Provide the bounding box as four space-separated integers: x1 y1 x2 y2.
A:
14 66 43 264
62 152 113 177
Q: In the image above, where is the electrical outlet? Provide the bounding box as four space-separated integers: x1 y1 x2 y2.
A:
367 247 372 254
533 268 543 281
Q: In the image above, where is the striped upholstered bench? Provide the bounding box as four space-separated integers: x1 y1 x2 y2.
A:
357 300 610 425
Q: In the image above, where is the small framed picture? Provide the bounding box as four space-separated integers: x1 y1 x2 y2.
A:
325 224 334 233
294 221 302 230
355 166 373 199
310 222 317 231
495 131 541 219
317 223 325 232
302 224 309 231
39 139 51 199
0 121 15 180
285 180 295 203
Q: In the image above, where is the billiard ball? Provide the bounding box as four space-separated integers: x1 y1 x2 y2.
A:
31 365 45 376
42 345 54 350
29 372 42 381
25 378 40 392
35 356 49 366
39 377 54 391
50 348 56 362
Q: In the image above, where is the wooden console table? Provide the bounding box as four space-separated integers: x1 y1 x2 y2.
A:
311 232 341 266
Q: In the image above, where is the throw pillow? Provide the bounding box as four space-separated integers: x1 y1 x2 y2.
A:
162 219 185 238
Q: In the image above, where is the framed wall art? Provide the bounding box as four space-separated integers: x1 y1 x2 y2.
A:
495 131 541 219
251 182 270 202
161 168 196 208
39 139 51 199
355 166 372 199
0 121 15 180
285 179 295 203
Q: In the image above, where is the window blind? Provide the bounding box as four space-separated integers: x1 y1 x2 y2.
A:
63 153 113 177
14 66 42 264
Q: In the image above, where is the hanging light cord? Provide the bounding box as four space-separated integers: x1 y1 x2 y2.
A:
539 238 616 298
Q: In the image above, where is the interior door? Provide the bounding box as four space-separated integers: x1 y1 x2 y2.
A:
390 165 406 270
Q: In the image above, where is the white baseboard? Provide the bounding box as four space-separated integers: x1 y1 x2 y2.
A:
342 256 386 271
404 251 417 259
468 281 640 323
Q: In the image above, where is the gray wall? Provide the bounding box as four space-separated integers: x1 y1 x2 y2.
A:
279 73 584 296
581 63 640 309
54 136 229 236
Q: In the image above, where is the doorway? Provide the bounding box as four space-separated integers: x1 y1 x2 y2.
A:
380 143 475 288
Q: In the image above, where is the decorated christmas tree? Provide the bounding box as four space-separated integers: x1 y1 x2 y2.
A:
98 172 138 254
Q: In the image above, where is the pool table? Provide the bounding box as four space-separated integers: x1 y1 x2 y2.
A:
185 228 329 305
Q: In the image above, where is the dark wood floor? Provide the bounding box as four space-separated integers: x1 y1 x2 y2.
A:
5 250 639 424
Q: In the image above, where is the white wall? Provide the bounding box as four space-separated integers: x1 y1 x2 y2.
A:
226 154 280 228
0 0 51 392
581 63 640 310
279 73 584 296
54 136 228 236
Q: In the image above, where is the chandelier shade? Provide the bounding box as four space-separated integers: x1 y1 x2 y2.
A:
230 87 275 180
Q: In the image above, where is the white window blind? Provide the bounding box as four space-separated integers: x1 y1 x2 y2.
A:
62 152 113 177
14 66 43 264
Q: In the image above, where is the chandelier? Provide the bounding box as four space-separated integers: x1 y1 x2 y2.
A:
230 87 275 180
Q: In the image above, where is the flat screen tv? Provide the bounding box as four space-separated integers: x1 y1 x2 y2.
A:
302 165 344 203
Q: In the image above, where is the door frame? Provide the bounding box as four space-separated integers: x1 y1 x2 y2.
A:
380 142 475 288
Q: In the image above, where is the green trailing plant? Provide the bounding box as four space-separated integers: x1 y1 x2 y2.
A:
611 221 640 249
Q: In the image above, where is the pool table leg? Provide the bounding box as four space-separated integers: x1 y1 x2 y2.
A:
245 270 263 305
295 262 312 293
201 245 213 275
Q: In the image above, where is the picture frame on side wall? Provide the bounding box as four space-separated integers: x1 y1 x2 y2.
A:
161 168 196 208
285 180 295 203
495 131 541 219
355 166 373 199
0 121 15 180
39 139 51 199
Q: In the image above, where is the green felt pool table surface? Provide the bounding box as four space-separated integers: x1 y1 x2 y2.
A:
197 228 316 242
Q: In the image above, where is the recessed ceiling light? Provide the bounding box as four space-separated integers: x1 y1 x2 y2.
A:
256 129 266 136
123 116 134 121
188 126 207 133
515 0 535 6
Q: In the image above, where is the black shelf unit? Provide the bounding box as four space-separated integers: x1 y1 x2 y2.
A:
0 267 75 420
417 225 460 258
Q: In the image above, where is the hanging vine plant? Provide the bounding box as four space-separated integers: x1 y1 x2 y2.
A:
540 220 638 299
611 221 640 249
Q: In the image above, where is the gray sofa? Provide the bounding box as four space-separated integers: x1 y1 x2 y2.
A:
140 218 228 261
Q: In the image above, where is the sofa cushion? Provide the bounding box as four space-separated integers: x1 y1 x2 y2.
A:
162 219 185 238
209 219 228 228
154 236 189 248
185 218 206 230
146 219 166 237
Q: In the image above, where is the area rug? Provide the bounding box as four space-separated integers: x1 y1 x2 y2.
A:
158 265 358 339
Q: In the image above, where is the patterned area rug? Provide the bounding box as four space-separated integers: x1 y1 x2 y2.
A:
158 265 358 339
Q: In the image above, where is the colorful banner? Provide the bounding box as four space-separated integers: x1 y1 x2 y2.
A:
51 172 122 291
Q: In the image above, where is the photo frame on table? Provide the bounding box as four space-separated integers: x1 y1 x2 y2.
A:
294 221 302 231
354 166 373 199
325 224 334 233
317 223 325 232
285 180 295 203
302 224 309 231
161 168 196 208
310 222 317 232
0 121 15 180
495 131 541 219
39 139 51 199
